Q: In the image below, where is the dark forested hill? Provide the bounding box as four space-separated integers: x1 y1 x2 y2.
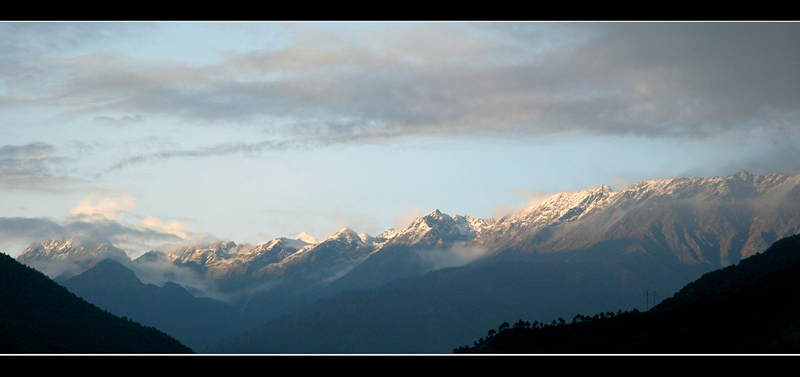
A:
454 233 800 354
0 252 192 354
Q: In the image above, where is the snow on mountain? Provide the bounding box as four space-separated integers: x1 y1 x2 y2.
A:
608 169 794 205
167 241 243 266
377 227 402 240
15 237 131 279
294 232 320 245
496 185 615 231
264 228 360 263
481 170 800 263
327 227 364 245
385 209 494 248
14 169 800 304
17 238 127 262
358 233 375 244
249 237 312 262
492 170 795 233
259 227 377 289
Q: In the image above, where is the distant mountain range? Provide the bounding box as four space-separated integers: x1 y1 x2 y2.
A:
12 169 800 353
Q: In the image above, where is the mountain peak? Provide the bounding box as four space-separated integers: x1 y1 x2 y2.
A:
731 169 755 179
358 233 374 243
15 237 132 279
329 228 362 243
594 184 614 193
294 232 319 244
333 227 357 235
17 237 129 262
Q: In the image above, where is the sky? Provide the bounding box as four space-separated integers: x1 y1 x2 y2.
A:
2 21 800 258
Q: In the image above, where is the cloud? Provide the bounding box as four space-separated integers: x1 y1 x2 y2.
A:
139 215 189 239
0 142 83 192
0 217 68 256
0 189 212 258
63 191 214 256
418 244 491 271
0 22 148 56
0 214 202 259
91 114 143 127
319 210 384 238
609 175 630 191
394 204 422 229
68 189 136 221
493 189 552 218
4 22 800 178
6 23 799 140
96 138 296 176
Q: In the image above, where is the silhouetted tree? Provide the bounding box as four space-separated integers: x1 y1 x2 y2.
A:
514 319 529 329
498 322 510 332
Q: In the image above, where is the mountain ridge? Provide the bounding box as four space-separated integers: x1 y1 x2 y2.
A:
12 169 800 353
16 169 800 306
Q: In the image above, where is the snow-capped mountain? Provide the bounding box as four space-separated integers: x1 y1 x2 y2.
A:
481 169 800 265
16 237 131 279
17 237 128 263
282 228 364 262
13 169 800 354
167 240 247 268
141 232 317 271
385 209 486 247
293 232 320 245
12 171 800 354
15 170 800 306
376 227 402 240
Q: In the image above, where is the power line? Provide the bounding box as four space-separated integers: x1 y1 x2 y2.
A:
645 290 657 311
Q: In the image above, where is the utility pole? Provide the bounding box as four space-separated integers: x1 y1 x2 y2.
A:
645 290 657 311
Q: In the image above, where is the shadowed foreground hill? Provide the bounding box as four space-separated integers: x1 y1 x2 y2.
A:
0 253 192 354
455 234 800 354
